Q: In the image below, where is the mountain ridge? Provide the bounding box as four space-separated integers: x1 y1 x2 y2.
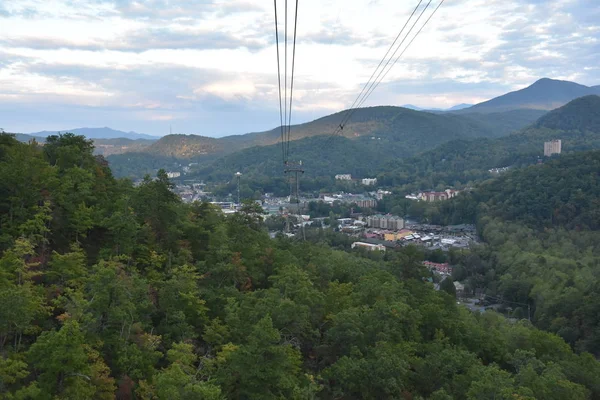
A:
401 103 473 112
378 95 600 189
141 105 542 160
179 95 600 186
535 95 600 132
462 78 600 113
30 127 159 140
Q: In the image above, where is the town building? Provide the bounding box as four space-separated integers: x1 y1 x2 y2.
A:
354 198 377 208
417 189 460 202
341 225 363 234
351 241 386 251
337 218 354 226
489 167 510 174
167 171 181 178
322 194 377 208
367 214 405 231
210 201 237 210
423 261 453 275
454 281 465 297
376 189 391 199
335 174 352 180
361 178 377 186
544 139 562 156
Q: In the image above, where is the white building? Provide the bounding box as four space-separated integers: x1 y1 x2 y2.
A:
417 189 460 202
362 178 377 186
544 139 562 157
167 172 181 178
366 214 404 231
351 242 386 251
335 174 352 180
375 189 392 200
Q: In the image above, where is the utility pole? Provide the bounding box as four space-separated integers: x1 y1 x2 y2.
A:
235 172 242 207
284 161 304 238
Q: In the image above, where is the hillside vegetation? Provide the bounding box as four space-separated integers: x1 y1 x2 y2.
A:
462 78 600 113
144 106 498 157
1 132 600 399
144 134 225 158
30 127 158 140
379 95 600 191
13 134 155 157
535 95 600 132
108 105 545 179
380 150 600 356
435 151 600 356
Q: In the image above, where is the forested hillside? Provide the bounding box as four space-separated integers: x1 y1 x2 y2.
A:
13 134 155 157
409 151 600 357
462 78 600 113
198 96 600 197
535 95 600 132
107 105 543 179
378 95 600 191
144 134 225 158
2 132 600 399
459 109 546 136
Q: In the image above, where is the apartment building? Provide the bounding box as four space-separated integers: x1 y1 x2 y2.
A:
544 139 562 156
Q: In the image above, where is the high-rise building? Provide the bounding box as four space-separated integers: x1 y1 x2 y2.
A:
361 178 377 186
366 214 405 231
544 140 562 156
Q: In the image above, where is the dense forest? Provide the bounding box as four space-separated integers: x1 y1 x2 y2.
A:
106 105 544 181
377 95 600 192
396 151 600 356
108 96 600 201
2 133 600 399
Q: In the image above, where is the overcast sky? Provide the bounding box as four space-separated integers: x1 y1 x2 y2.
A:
0 0 599 137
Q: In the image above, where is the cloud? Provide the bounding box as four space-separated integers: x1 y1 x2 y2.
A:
2 28 268 52
93 0 265 20
0 0 599 136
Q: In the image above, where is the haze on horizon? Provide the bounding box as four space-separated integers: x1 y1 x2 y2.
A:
0 0 599 137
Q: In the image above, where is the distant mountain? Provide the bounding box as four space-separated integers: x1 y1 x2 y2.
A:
379 95 600 189
460 109 547 137
93 138 155 156
130 106 502 161
463 78 600 113
11 132 154 156
30 127 159 140
13 133 46 143
401 104 428 111
446 103 473 111
535 95 600 132
401 103 473 112
108 105 552 178
158 105 545 157
145 134 225 158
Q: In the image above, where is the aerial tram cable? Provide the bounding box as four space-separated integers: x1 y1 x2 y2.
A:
284 0 288 162
286 0 299 163
353 0 446 114
326 0 445 143
273 0 285 165
334 0 433 134
361 3 448 136
335 0 424 133
273 0 303 236
273 0 299 165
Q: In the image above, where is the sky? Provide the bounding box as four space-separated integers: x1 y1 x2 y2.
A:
0 0 599 137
